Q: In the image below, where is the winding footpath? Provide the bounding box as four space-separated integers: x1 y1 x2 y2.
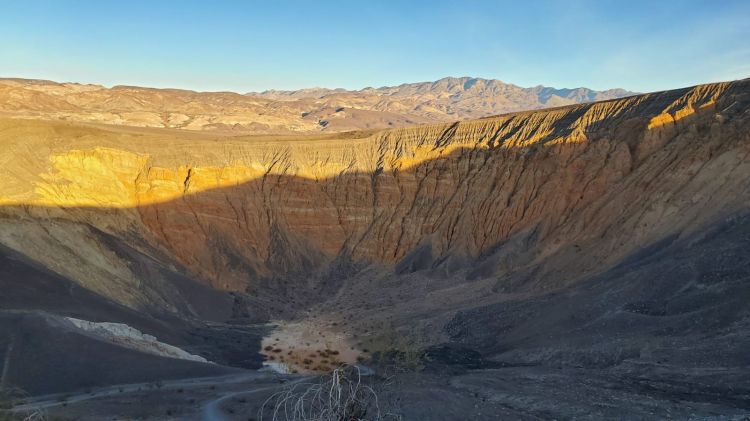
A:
10 370 313 421
201 376 310 421
12 372 267 412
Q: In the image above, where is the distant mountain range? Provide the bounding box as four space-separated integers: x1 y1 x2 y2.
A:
0 76 636 134
253 76 635 115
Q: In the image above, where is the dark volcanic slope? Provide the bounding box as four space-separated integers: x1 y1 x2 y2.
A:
383 213 750 419
449 213 750 370
0 246 261 395
0 312 237 395
0 244 186 339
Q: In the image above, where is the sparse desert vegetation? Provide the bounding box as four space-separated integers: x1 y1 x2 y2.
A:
259 321 361 374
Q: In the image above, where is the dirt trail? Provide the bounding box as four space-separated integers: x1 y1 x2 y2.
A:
201 376 309 421
12 372 270 413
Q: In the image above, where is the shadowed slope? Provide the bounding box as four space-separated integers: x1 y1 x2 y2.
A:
0 311 238 395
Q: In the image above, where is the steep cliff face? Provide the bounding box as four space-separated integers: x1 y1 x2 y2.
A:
0 80 748 310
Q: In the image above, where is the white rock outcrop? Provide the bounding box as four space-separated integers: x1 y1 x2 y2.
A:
66 317 209 363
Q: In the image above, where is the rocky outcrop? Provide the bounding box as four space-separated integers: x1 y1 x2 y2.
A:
66 317 209 362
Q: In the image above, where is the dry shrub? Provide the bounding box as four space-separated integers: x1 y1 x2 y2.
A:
259 365 399 421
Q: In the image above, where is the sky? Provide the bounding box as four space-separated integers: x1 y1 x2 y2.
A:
1 0 749 93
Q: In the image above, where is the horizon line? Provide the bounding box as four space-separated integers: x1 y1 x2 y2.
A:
0 74 642 96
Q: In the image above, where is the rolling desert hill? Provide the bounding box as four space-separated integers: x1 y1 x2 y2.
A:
0 78 749 418
0 76 635 134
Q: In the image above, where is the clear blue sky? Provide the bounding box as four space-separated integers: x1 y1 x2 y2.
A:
1 0 748 93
